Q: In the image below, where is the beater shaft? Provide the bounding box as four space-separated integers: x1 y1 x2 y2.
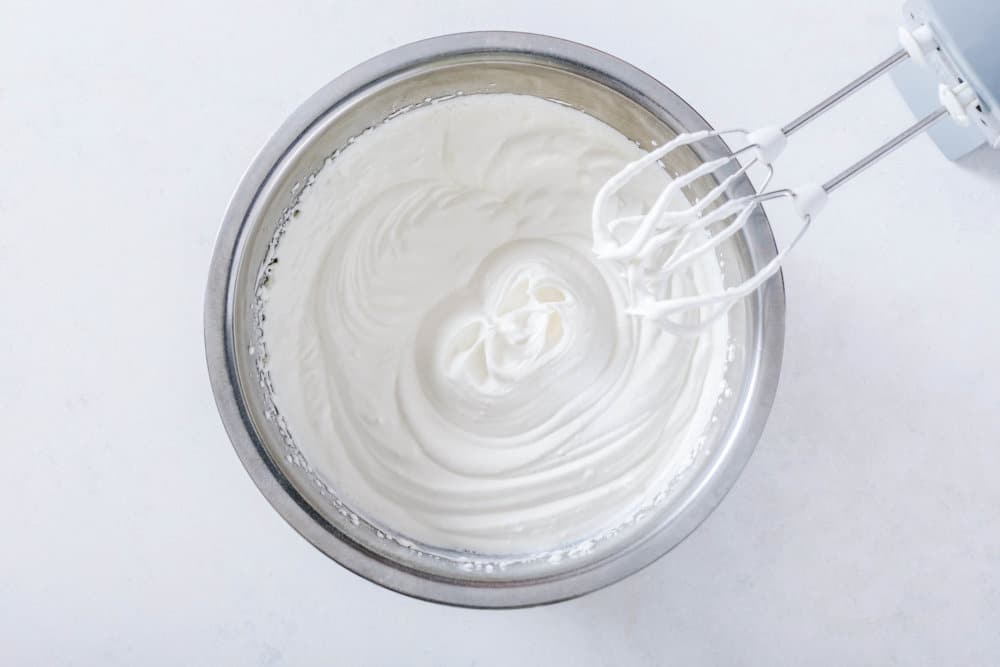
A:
823 106 949 192
782 48 910 136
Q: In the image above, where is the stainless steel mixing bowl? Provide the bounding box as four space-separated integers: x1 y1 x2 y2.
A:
204 32 785 607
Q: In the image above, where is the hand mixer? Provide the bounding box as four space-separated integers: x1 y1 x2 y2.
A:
593 0 1000 335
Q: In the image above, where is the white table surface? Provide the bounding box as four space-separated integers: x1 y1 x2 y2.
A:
5 0 1000 664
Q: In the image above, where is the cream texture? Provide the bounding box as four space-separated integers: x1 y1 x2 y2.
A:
261 93 729 554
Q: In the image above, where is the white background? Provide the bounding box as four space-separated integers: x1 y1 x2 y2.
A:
5 0 1000 664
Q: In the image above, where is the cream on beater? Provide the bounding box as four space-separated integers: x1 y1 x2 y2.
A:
261 93 730 554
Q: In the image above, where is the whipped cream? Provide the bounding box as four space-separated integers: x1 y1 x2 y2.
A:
261 93 730 554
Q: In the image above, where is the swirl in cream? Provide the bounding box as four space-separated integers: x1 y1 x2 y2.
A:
261 93 729 554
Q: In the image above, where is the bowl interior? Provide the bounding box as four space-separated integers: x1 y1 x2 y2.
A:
218 39 781 604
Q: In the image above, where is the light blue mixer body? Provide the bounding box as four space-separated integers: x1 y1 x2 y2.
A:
893 0 1000 159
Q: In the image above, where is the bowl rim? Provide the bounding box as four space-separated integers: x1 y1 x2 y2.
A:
204 30 785 608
